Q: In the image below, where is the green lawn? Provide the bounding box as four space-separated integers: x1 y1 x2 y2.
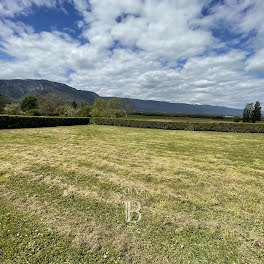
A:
0 125 264 263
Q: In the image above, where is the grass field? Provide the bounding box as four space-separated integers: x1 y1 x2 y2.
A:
127 114 233 123
128 114 264 123
0 124 264 263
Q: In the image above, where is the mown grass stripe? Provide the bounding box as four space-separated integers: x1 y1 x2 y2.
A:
0 125 264 263
0 198 122 264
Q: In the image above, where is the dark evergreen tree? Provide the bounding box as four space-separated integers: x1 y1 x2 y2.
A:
243 103 253 123
72 100 78 109
251 101 262 123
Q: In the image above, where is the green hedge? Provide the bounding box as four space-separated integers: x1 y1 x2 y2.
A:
0 115 90 129
132 112 229 120
93 118 264 133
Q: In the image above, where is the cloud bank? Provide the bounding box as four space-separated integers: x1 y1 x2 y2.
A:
0 0 263 108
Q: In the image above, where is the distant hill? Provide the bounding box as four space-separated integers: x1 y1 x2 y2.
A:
132 99 243 116
103 97 243 116
0 79 243 116
0 79 99 105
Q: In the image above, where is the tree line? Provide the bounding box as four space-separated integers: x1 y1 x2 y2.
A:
1 93 262 122
242 101 262 123
0 93 134 118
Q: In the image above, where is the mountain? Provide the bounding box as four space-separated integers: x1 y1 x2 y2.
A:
0 79 243 116
0 79 99 105
132 99 243 116
103 97 243 116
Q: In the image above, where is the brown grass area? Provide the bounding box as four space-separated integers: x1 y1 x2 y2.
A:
0 125 264 263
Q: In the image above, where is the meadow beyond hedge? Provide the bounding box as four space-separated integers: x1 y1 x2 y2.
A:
0 115 90 129
93 117 264 133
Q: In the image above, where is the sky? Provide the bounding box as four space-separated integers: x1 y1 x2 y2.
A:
0 0 263 108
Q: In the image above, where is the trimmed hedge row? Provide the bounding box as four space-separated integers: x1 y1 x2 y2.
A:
132 112 229 120
93 118 264 133
0 115 90 129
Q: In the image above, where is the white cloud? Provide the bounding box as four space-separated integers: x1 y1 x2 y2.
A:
76 0 216 61
0 0 263 108
246 49 264 72
68 49 263 108
0 0 62 17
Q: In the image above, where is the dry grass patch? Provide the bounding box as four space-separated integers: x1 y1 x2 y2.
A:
0 125 264 263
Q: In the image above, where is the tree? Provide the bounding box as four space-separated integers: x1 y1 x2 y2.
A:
120 97 135 117
38 94 62 116
107 98 121 110
112 109 125 118
21 96 38 112
106 97 121 117
243 103 253 123
232 116 241 122
91 98 107 117
4 104 22 115
0 94 13 113
251 101 262 123
75 106 91 117
72 100 78 109
56 105 75 116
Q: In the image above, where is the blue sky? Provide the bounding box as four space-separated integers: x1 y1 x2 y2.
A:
11 3 82 37
0 0 263 108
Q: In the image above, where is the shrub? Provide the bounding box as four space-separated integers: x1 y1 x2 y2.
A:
93 118 264 133
56 105 74 116
21 96 38 112
72 100 78 109
65 108 77 117
132 112 229 120
75 106 91 117
232 116 241 122
38 94 62 116
91 99 108 117
26 109 41 116
0 115 90 129
4 104 22 115
212 116 224 120
0 94 13 113
91 108 105 118
112 109 126 118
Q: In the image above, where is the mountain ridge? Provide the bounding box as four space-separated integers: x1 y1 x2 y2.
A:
0 79 243 116
0 79 99 105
